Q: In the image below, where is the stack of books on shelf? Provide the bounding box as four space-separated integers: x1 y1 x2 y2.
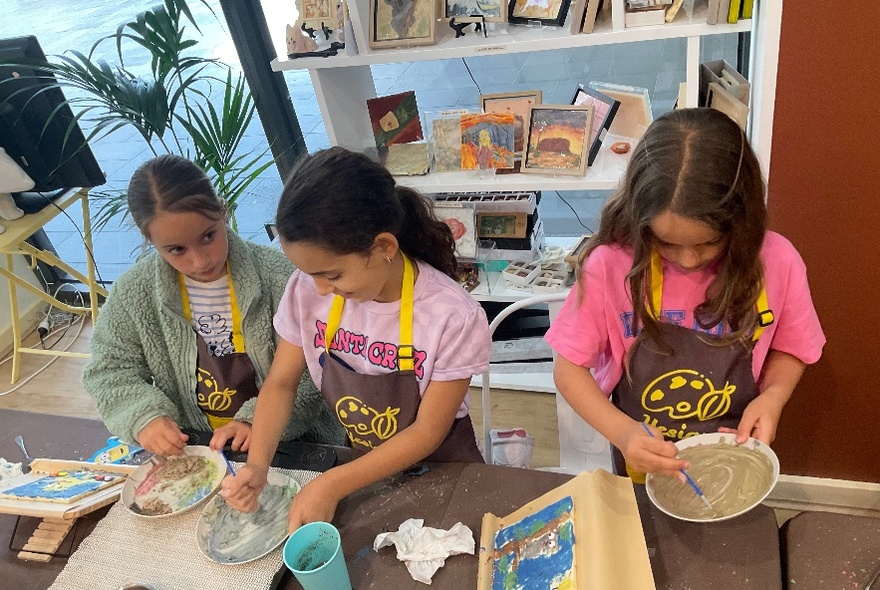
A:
707 0 754 24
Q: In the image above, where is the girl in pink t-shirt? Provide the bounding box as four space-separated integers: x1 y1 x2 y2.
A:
222 147 491 530
545 108 824 480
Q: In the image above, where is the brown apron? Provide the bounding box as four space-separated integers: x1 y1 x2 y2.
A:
180 267 259 430
319 254 483 463
610 252 774 481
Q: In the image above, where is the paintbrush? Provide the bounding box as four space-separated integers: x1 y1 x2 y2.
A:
219 449 236 476
641 423 714 513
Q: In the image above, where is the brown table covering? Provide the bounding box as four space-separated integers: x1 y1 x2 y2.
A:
0 410 784 590
0 409 115 590
287 463 783 590
781 511 880 590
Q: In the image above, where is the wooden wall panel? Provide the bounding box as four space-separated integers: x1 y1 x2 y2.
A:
767 4 880 480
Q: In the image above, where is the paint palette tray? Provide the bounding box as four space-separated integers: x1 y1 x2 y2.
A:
502 260 541 286
0 459 136 520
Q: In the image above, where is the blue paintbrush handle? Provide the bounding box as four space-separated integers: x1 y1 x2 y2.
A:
220 449 236 476
641 423 711 505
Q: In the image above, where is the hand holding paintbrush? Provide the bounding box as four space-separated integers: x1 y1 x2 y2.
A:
641 423 715 514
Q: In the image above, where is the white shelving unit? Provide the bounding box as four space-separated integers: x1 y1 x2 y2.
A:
271 0 757 193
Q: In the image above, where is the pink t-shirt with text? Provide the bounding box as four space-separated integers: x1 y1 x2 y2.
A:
545 231 825 394
274 260 491 418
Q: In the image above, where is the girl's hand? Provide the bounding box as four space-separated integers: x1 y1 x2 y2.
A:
137 416 188 456
210 421 252 452
729 391 786 445
618 422 687 478
287 476 340 533
220 464 268 513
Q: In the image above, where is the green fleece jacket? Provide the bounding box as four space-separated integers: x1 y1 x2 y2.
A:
82 231 343 446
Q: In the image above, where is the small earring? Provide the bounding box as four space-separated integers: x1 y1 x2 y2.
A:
385 255 392 263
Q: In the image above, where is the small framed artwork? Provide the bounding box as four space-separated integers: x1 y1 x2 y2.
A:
384 143 430 176
366 91 423 147
445 0 505 21
460 112 517 170
477 212 528 238
432 202 478 259
589 81 652 140
522 105 594 176
571 86 620 166
296 0 335 31
369 0 437 49
508 0 571 27
429 115 465 173
480 91 542 157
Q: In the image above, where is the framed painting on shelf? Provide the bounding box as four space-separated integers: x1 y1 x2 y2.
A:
479 91 542 156
445 0 505 21
522 105 593 176
429 114 465 173
366 91 424 147
432 202 478 259
507 0 571 27
369 0 437 49
296 0 336 31
571 85 620 166
460 112 517 171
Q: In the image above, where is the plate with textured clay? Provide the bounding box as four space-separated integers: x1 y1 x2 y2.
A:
196 471 300 564
121 446 226 518
646 432 780 523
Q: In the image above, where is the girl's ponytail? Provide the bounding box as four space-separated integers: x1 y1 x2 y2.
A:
396 186 457 279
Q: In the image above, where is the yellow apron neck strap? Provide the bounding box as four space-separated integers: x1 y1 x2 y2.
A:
649 251 664 321
325 253 415 371
649 251 773 342
179 262 245 353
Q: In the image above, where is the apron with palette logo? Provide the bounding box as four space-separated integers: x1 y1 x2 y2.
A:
610 252 774 480
319 254 483 463
180 266 258 430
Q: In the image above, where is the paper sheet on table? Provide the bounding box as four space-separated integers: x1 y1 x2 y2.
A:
477 469 656 590
374 518 474 584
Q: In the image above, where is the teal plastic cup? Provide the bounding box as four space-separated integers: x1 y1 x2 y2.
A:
283 522 352 590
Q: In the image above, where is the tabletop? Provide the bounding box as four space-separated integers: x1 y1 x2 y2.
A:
1 410 784 590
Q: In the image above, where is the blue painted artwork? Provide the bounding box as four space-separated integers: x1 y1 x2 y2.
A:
0 470 123 503
491 495 576 590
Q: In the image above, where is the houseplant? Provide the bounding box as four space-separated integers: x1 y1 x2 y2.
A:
5 0 273 233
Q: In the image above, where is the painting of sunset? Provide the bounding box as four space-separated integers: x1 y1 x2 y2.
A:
523 106 593 176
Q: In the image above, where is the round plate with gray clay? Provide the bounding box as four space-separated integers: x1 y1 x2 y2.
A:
646 432 780 523
196 471 300 564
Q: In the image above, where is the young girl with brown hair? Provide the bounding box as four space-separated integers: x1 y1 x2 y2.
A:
545 108 825 480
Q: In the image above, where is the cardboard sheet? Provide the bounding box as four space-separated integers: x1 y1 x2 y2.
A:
477 469 655 590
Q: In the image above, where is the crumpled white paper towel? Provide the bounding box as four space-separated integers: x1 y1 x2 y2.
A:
373 518 475 584
0 458 23 482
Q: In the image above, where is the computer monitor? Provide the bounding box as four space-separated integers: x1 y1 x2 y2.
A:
0 35 105 194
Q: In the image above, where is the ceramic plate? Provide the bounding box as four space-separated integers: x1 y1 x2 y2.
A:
121 445 226 518
196 471 300 564
645 432 780 523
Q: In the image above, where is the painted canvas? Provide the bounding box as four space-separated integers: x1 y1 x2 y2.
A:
460 112 516 171
491 496 575 589
430 116 464 172
297 0 334 29
480 91 542 156
508 0 571 26
370 0 436 48
385 142 430 175
522 105 593 176
477 470 657 590
367 91 424 147
571 86 621 165
432 202 477 258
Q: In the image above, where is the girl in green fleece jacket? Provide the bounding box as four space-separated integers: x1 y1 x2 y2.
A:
83 155 342 456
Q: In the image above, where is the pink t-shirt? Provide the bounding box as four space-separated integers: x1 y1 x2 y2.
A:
545 231 825 394
274 260 491 418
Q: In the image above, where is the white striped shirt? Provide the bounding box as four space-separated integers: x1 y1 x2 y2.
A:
183 274 234 357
